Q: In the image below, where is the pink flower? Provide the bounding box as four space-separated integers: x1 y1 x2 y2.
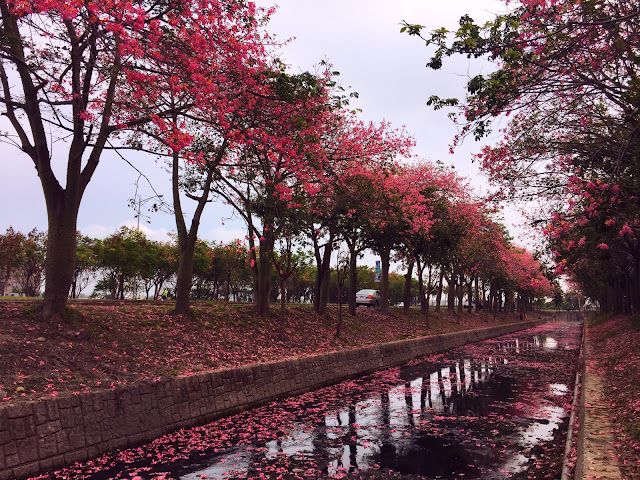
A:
596 243 609 250
619 223 632 236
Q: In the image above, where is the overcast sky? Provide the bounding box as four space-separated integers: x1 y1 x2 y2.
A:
2 0 524 263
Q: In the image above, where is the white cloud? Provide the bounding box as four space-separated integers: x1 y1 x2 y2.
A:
80 224 114 239
80 220 174 242
205 226 248 245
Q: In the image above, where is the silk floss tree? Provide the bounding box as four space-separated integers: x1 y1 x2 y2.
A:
405 0 640 313
211 70 333 316
0 0 273 316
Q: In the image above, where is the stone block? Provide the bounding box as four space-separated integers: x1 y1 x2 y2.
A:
37 433 59 458
106 438 122 451
104 398 116 417
38 456 55 474
36 419 61 437
33 403 48 426
128 432 149 446
128 386 141 405
55 430 68 449
177 402 190 421
140 393 153 410
63 448 88 466
3 452 19 468
17 437 38 463
0 429 10 446
86 445 99 459
24 416 36 437
67 429 86 450
158 396 174 410
0 468 15 480
80 394 95 417
46 401 59 422
8 418 26 440
46 453 67 471
10 460 39 479
6 403 33 420
0 410 7 431
60 407 78 429
173 385 186 403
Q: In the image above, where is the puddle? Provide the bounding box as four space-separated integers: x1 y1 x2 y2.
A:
44 323 581 480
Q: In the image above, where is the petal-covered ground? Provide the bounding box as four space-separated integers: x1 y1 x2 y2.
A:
586 314 640 480
0 300 536 403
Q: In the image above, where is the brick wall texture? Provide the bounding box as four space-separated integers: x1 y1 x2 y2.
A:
0 319 544 479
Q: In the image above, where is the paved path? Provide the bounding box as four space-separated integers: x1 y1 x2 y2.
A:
578 328 623 480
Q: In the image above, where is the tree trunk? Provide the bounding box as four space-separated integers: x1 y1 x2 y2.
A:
447 272 455 312
348 243 358 316
42 194 81 316
313 228 334 315
255 230 275 316
109 274 116 300
171 132 226 315
425 265 432 329
174 236 196 314
379 247 391 314
71 276 78 299
318 256 331 314
474 276 480 313
416 257 426 313
457 273 464 315
280 278 287 313
403 259 414 315
435 269 444 313
336 279 344 338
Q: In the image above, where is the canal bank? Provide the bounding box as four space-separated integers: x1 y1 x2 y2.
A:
20 319 583 479
0 319 546 480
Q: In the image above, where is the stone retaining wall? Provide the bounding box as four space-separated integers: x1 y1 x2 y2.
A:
0 319 543 479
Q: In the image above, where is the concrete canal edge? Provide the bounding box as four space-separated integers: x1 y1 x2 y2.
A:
0 319 547 479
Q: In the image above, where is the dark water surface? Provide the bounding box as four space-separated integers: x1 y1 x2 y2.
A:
52 322 581 479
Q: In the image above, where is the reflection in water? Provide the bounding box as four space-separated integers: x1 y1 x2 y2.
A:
92 324 580 480
187 325 577 479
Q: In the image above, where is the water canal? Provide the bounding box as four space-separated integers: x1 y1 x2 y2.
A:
38 322 582 480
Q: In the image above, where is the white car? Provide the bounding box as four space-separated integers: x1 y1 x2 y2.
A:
356 289 381 307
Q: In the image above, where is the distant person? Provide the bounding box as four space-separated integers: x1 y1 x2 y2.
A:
162 288 168 300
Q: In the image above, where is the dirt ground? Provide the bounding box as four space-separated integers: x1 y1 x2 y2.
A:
0 299 533 404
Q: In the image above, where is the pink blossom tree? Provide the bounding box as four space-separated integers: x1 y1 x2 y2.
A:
0 0 272 316
405 0 640 312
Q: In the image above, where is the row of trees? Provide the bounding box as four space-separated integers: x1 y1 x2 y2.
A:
1 0 553 318
1 218 553 321
0 225 418 305
405 0 640 313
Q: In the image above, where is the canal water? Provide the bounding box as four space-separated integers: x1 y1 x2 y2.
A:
47 322 582 480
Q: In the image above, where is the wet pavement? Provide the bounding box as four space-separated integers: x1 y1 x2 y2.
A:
43 322 582 479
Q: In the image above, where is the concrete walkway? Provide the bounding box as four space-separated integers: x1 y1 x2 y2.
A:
576 325 623 480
